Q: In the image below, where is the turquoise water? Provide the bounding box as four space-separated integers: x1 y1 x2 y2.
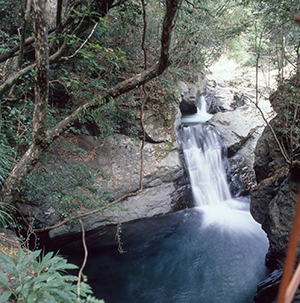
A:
64 206 269 303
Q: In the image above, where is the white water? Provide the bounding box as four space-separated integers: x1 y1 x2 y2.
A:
181 95 213 124
179 96 269 235
179 124 231 206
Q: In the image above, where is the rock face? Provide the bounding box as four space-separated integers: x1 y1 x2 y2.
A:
250 118 300 302
250 76 300 302
20 97 193 240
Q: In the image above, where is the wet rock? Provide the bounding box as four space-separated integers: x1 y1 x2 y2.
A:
253 266 281 303
227 154 257 197
179 97 197 115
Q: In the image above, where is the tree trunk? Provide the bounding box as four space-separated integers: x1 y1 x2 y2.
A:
18 0 32 68
296 45 300 76
1 0 49 204
281 33 286 82
56 0 63 31
32 0 49 145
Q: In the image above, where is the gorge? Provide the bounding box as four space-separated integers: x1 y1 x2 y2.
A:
2 1 300 302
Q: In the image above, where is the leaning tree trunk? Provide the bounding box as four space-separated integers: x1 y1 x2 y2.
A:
32 0 49 146
2 0 49 204
1 0 181 205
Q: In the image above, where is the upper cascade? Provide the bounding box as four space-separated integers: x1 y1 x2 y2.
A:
181 95 212 125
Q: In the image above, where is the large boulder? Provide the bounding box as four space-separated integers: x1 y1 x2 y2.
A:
209 96 274 167
178 79 208 115
19 99 193 240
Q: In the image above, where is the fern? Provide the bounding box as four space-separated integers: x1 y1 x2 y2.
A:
0 248 98 302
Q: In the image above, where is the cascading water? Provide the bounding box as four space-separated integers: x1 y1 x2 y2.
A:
59 95 269 303
179 124 231 206
181 95 212 124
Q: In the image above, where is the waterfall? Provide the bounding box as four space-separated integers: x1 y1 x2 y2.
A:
181 95 212 124
179 95 231 206
179 124 231 206
199 94 207 114
178 95 260 232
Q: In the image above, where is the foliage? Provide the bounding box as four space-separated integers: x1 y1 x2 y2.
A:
86 296 105 303
234 0 300 74
0 201 16 228
0 132 16 227
21 155 113 218
0 134 14 190
1 67 35 159
170 0 251 80
0 247 93 302
0 0 26 52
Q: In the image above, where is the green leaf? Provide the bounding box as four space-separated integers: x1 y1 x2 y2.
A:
17 247 24 268
31 275 52 289
0 270 8 285
26 292 38 302
23 249 41 269
49 289 75 303
0 261 17 276
0 290 12 303
42 291 57 302
37 251 54 273
20 284 30 299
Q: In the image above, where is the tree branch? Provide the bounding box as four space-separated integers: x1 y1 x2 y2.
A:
249 96 291 165
77 219 87 302
0 36 35 63
59 22 99 61
0 10 87 96
184 0 212 17
56 0 63 31
0 0 82 64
